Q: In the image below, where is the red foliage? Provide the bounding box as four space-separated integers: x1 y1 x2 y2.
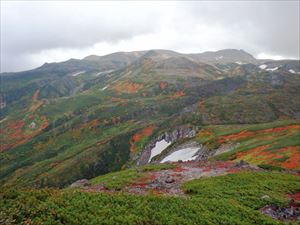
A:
151 188 163 196
260 125 300 134
215 161 231 169
130 125 155 152
173 166 187 172
219 131 255 143
289 192 300 202
235 145 300 170
236 145 270 158
80 119 99 130
159 82 168 90
0 116 49 152
219 125 300 144
202 167 212 173
170 91 185 99
227 168 241 173
280 146 300 170
112 81 144 93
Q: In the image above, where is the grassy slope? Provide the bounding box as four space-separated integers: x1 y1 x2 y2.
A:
90 163 175 190
1 171 299 225
194 120 300 170
1 63 300 188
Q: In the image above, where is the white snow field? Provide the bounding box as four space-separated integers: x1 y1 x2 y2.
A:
161 147 199 163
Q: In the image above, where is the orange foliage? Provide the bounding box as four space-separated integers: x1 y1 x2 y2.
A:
236 145 270 158
219 131 255 143
197 129 213 139
0 116 48 152
173 166 187 172
159 82 168 90
260 125 300 134
29 101 43 112
219 125 300 143
198 101 206 112
32 90 40 101
280 146 300 169
170 91 185 99
134 173 158 185
130 125 155 152
235 145 300 170
80 119 99 130
112 81 144 93
30 89 44 111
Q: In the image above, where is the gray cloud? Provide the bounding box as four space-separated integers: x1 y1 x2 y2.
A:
1 1 299 72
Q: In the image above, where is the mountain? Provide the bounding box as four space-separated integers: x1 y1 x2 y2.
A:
188 49 258 64
1 48 300 224
0 49 299 190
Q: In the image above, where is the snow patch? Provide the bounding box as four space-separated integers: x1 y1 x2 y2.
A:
235 61 246 65
148 139 171 162
95 70 114 76
101 86 108 91
0 117 7 124
289 69 298 74
266 67 278 71
215 56 223 60
259 64 267 69
71 71 85 77
161 147 199 163
289 69 296 74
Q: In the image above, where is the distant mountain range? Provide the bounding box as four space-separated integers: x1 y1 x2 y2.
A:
0 49 299 188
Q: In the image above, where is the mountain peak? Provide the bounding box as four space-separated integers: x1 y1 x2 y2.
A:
188 49 257 64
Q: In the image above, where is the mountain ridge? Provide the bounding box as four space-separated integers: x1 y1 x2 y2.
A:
0 47 299 189
3 48 297 76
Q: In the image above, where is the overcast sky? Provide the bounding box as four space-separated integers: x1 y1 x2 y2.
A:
1 1 299 72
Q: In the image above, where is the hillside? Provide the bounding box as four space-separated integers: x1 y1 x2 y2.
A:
1 48 300 224
0 49 299 190
1 167 300 224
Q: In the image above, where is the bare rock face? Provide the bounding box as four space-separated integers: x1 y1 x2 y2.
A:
70 179 91 188
260 201 300 221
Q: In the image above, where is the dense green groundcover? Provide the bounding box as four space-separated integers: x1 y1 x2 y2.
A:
1 171 299 225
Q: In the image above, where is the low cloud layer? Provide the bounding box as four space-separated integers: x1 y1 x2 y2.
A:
1 1 299 72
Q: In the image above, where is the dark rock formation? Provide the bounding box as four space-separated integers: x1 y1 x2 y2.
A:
260 201 300 221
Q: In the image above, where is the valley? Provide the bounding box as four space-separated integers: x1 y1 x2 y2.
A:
0 49 299 224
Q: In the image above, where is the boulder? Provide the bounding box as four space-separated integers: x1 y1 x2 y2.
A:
165 176 175 183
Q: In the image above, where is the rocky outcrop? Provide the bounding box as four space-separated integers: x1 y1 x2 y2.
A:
70 179 91 188
260 201 300 221
210 143 238 157
137 126 197 165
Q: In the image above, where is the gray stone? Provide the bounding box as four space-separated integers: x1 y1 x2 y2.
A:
165 176 175 183
70 179 91 188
